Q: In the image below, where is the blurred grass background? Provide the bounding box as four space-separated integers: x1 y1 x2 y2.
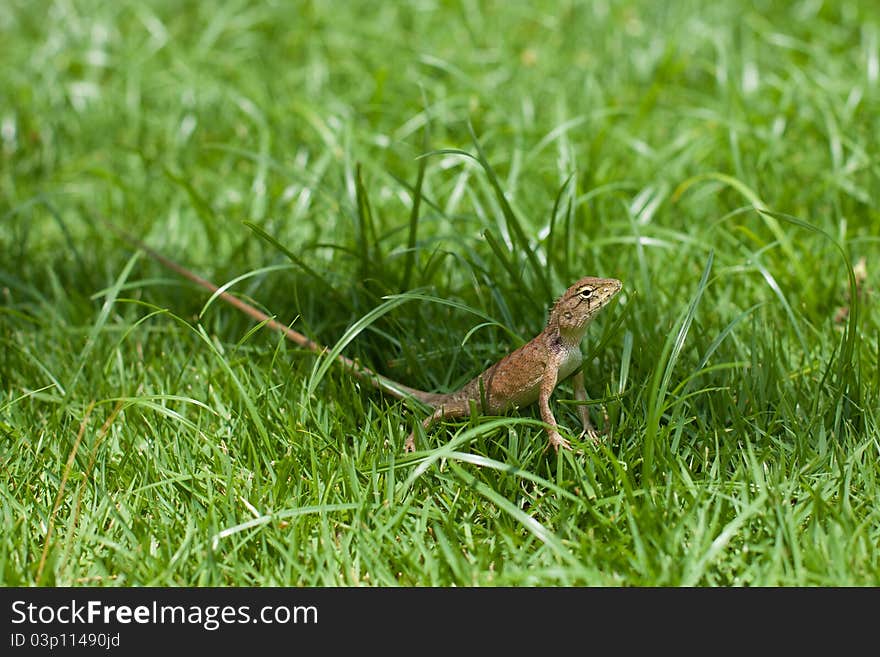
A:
1 0 879 585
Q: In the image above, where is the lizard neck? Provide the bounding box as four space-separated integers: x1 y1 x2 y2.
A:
543 324 585 382
545 320 589 350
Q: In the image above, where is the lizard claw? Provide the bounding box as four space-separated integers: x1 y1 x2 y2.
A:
579 426 602 445
546 431 572 453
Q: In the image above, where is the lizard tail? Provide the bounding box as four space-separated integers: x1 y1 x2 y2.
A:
99 218 438 408
371 380 443 406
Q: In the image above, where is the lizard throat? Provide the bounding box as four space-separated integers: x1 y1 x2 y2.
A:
556 323 590 348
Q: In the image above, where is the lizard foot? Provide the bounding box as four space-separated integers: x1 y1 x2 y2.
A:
579 426 603 446
404 434 416 453
546 431 572 453
579 407 610 441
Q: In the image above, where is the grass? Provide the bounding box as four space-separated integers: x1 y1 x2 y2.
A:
2 0 879 586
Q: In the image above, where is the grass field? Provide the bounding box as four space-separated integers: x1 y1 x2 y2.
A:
2 0 879 586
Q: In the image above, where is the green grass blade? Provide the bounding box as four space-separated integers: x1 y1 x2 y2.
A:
449 462 583 570
643 251 713 483
66 252 140 394
305 294 413 396
400 121 429 292
243 220 350 310
466 121 552 300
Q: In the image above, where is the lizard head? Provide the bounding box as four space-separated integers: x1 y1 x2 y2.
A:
550 276 622 344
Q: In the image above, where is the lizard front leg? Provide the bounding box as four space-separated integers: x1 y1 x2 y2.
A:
539 355 570 452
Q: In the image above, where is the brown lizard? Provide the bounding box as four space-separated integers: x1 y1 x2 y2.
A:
408 275 621 452
103 221 622 453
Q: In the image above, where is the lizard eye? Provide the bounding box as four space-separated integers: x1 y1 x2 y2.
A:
578 286 594 300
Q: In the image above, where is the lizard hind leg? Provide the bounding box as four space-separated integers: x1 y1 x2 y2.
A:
404 398 470 453
572 370 608 444
571 370 597 438
404 408 442 453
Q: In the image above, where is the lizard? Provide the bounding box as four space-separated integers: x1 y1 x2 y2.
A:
102 221 622 453
408 275 621 452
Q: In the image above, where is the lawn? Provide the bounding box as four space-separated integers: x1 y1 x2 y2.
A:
2 0 879 586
